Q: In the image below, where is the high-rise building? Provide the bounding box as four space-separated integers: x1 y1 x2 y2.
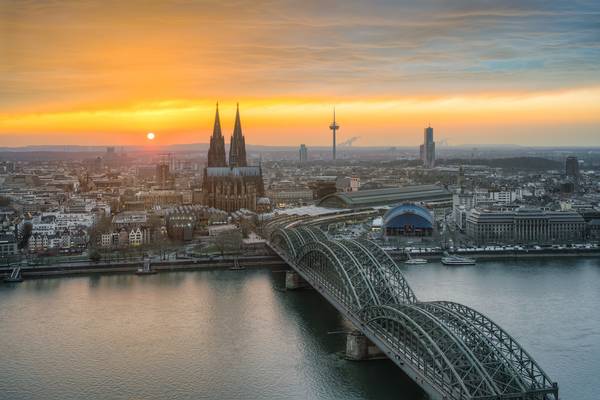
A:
420 125 436 168
457 165 465 190
93 156 103 173
299 144 308 163
104 146 119 167
565 156 580 178
156 161 170 188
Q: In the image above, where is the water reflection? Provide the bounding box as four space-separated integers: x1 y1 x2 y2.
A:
0 259 598 400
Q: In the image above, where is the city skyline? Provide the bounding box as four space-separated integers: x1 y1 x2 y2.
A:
2 3 599 399
2 1 600 147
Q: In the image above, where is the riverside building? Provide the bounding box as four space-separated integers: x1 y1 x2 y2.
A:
466 208 585 245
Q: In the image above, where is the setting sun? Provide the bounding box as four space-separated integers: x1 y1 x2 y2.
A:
1 1 599 147
146 132 155 140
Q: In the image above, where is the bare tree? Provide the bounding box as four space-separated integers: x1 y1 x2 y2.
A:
18 222 33 249
239 218 256 238
88 214 112 249
212 230 242 256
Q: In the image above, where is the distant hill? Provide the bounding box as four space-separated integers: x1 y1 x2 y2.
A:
442 157 562 170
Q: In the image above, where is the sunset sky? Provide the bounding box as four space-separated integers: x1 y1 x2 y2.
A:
1 0 599 147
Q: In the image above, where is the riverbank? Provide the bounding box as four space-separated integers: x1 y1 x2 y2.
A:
388 248 600 262
0 255 288 280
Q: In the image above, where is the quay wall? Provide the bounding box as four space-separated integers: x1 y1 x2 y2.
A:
0 255 288 279
388 249 600 262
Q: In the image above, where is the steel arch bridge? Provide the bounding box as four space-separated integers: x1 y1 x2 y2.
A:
268 226 558 400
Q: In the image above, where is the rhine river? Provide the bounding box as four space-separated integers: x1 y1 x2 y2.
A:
0 258 598 400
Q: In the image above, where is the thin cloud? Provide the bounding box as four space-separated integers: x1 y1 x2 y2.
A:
0 0 599 144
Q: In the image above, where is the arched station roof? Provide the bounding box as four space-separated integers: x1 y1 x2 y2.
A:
317 185 452 209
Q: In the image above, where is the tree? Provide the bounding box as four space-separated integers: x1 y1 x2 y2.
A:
239 218 257 238
88 214 112 249
89 250 101 263
18 222 32 250
212 230 242 256
147 214 165 243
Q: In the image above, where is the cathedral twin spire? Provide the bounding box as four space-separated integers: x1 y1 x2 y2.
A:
229 103 247 168
207 102 247 168
207 102 226 167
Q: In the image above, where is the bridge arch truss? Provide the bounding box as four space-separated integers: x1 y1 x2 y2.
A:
267 225 557 400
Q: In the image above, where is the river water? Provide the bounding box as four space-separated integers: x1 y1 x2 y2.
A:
0 258 598 400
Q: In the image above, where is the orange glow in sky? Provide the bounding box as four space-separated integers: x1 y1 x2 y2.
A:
1 1 599 146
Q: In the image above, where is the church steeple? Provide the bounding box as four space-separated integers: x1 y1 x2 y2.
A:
207 102 227 167
229 103 247 167
213 102 222 138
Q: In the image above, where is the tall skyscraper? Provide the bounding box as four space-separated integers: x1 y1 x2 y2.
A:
565 156 580 178
420 125 436 168
457 165 465 190
229 103 247 168
299 144 308 163
329 108 339 160
156 161 170 188
105 146 118 167
207 103 227 167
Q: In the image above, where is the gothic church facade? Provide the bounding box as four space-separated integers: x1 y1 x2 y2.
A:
202 104 264 212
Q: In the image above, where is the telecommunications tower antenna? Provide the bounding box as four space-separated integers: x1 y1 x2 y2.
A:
329 108 340 160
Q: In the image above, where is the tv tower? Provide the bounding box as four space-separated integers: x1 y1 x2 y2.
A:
329 108 340 160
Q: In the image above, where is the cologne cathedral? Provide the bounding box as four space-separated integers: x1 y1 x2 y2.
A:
202 103 265 212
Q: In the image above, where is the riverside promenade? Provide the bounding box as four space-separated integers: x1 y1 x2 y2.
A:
0 254 287 280
387 247 600 261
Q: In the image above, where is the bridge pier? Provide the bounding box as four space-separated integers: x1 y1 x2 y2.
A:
285 270 309 290
345 330 385 360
